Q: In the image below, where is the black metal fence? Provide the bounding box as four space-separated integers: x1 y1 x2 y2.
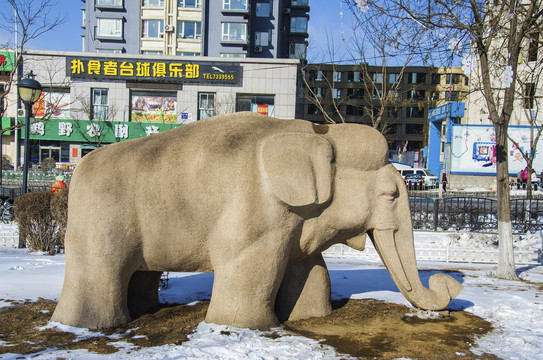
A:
410 195 543 233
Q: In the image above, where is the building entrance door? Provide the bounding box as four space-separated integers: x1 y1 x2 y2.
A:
40 146 61 163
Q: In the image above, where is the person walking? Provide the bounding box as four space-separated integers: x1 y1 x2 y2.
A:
442 173 447 192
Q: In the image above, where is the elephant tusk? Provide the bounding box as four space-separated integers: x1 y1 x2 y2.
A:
371 230 412 292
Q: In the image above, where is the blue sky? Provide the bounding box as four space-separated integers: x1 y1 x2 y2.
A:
2 0 347 61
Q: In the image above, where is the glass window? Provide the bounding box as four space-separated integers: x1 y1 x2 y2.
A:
256 2 270 16
314 87 325 98
236 94 274 116
406 107 424 118
177 21 201 39
96 0 122 6
348 71 361 82
92 88 109 120
333 88 341 99
373 89 382 100
198 93 215 120
446 73 464 85
431 73 441 85
142 19 164 38
223 0 247 10
389 73 399 83
220 53 246 58
222 23 247 41
333 71 342 82
96 18 122 38
373 73 383 84
315 70 324 81
291 0 308 6
255 31 269 46
143 0 164 6
142 50 163 55
178 0 201 8
97 48 122 53
407 72 425 84
289 43 306 59
290 17 307 33
347 88 363 99
176 52 200 56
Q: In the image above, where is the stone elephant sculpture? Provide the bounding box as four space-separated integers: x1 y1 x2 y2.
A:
52 112 462 330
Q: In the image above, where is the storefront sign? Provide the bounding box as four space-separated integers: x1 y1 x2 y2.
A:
0 51 15 72
66 56 242 84
19 118 183 143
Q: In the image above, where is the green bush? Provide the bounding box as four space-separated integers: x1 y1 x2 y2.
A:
14 190 68 254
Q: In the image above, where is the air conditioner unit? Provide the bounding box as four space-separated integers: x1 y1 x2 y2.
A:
254 46 262 53
164 25 174 32
283 7 291 14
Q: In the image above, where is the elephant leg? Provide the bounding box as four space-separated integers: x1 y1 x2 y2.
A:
205 233 289 330
127 271 162 319
275 254 332 322
52 235 138 329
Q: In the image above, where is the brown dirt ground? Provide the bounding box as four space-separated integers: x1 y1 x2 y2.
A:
0 298 497 359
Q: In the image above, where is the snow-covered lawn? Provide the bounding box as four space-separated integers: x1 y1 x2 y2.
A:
0 227 542 359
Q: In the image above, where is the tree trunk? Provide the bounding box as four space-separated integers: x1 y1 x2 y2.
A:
495 124 517 280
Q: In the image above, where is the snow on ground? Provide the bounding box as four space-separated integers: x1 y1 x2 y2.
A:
0 225 542 359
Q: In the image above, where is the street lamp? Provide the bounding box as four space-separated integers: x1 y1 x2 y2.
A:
17 71 42 194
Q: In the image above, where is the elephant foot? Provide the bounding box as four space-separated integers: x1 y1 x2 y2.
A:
52 274 131 329
127 271 162 318
275 254 332 322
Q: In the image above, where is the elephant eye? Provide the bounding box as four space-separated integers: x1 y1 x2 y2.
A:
378 180 399 201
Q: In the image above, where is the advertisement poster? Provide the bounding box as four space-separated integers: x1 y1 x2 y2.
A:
33 92 71 119
451 124 543 175
131 95 177 123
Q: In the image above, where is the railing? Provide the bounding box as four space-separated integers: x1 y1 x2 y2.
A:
409 196 543 233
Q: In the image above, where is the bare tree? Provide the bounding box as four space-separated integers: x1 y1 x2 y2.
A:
352 0 543 279
0 0 65 182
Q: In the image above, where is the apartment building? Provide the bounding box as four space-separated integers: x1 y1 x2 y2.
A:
81 0 309 59
301 63 469 155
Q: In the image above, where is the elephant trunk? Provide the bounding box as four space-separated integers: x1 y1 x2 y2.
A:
371 229 463 311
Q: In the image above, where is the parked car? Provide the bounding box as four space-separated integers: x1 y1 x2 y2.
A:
404 173 425 188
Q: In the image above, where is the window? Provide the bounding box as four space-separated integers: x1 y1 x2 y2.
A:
307 104 322 115
406 72 425 84
255 31 270 46
220 53 246 58
222 23 247 41
176 52 200 56
333 88 341 99
142 20 164 38
525 83 536 109
446 73 464 85
82 9 86 27
223 0 247 10
131 91 177 122
96 18 122 38
236 94 275 116
289 43 306 59
333 71 342 82
290 17 307 33
97 48 122 53
373 89 382 100
314 70 324 81
346 105 362 116
348 71 361 82
256 1 270 16
431 73 441 85
92 89 109 120
405 124 424 135
198 93 215 120
177 21 201 39
96 0 122 6
291 0 308 5
407 89 425 101
445 90 460 101
347 88 363 99
142 50 163 55
389 73 399 84
178 0 200 8
143 0 164 6
406 107 424 118
373 73 383 84
314 87 326 98
528 33 539 62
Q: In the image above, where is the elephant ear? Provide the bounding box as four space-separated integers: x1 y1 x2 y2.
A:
260 133 334 207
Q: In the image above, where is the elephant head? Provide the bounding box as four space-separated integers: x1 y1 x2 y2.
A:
261 122 462 312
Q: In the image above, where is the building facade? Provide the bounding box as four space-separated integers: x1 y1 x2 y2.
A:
1 50 300 167
82 0 309 59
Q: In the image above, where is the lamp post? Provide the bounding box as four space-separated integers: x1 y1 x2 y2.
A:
17 71 42 194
